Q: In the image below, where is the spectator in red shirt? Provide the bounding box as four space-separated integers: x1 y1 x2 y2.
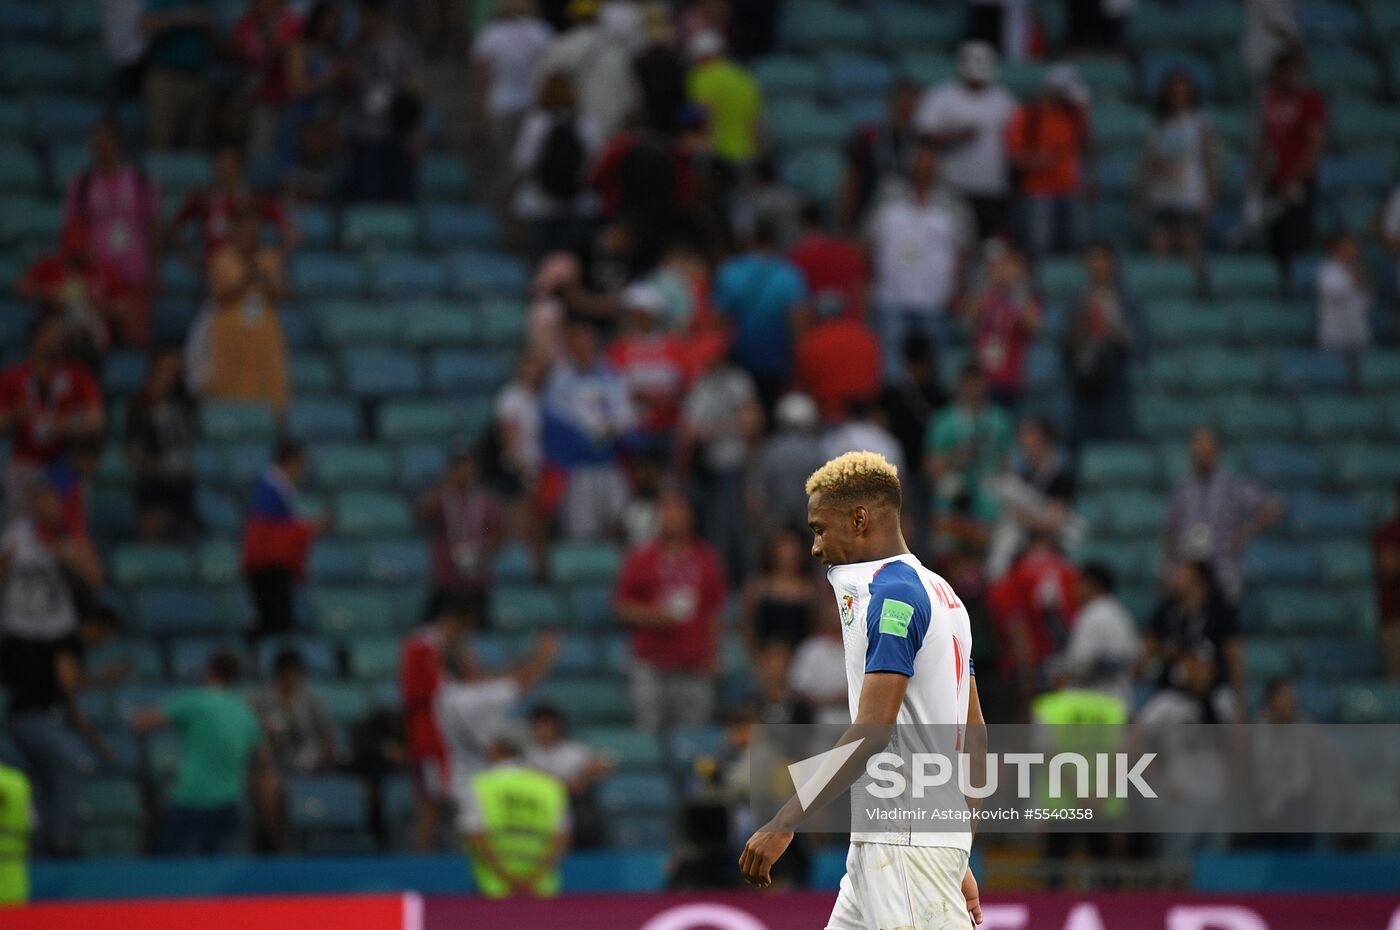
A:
233 0 303 156
1253 48 1327 291
962 241 1042 410
794 297 881 423
1373 483 1400 680
169 144 294 267
241 439 326 641
606 284 691 439
63 119 159 346
1006 65 1093 259
615 488 727 731
17 221 132 360
788 202 868 320
0 315 104 519
399 598 474 851
418 445 502 606
989 531 1079 717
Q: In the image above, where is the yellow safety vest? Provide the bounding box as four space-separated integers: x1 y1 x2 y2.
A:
1031 689 1129 818
0 764 33 906
466 765 568 898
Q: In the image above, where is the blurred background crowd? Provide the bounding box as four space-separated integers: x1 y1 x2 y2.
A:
0 0 1399 892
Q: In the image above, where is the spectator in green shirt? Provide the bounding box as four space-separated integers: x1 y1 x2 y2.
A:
134 650 267 855
685 30 761 167
924 366 1013 538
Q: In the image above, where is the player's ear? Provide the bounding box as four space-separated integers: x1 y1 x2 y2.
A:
851 505 867 533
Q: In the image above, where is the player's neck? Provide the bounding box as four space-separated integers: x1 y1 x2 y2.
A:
852 530 911 565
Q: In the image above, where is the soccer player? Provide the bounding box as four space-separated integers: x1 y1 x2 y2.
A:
739 450 985 927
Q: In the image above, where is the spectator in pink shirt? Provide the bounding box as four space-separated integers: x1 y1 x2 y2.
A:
62 120 160 346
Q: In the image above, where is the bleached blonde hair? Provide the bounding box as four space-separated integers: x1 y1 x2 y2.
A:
804 450 902 508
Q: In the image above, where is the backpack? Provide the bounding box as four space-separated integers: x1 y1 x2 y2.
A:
534 115 586 200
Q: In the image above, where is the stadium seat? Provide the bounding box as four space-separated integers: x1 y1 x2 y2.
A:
255 636 338 677
291 252 368 296
402 304 477 348
1150 302 1233 346
1141 51 1217 100
767 98 850 150
196 490 242 536
1299 1 1363 44
1187 347 1270 391
313 444 395 489
368 253 448 298
0 143 41 192
1315 541 1372 585
822 53 893 98
1092 102 1149 151
1301 640 1382 681
169 638 247 682
1275 352 1350 392
0 196 61 244
287 775 369 830
111 544 195 587
200 401 276 443
608 814 673 848
567 586 615 629
783 147 844 202
1074 56 1135 99
346 635 399 680
782 2 876 50
292 354 338 394
344 349 424 397
873 3 960 49
28 95 103 140
1298 396 1384 439
575 727 663 770
1230 300 1312 346
530 677 630 726
1214 396 1297 440
490 585 565 631
291 203 335 249
311 588 397 636
448 251 529 296
420 153 471 200
1334 445 1400 488
1243 541 1318 584
342 205 419 250
666 725 727 769
1133 393 1208 440
596 772 673 812
130 587 224 635
310 539 364 582
317 301 399 346
753 55 821 97
422 204 499 250
1288 493 1370 538
397 444 447 487
288 398 361 441
1253 589 1352 636
1079 444 1160 488
363 539 429 584
491 543 535 583
1246 445 1327 487
378 399 491 443
1336 684 1400 724
426 349 513 392
77 777 143 826
335 491 412 538
476 296 528 345
1207 255 1277 298
549 542 622 584
1243 639 1295 681
898 52 954 86
144 152 211 197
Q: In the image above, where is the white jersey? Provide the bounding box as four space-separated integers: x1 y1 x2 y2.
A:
826 552 973 850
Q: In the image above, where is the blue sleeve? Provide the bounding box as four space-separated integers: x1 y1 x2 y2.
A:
969 657 975 676
863 562 932 677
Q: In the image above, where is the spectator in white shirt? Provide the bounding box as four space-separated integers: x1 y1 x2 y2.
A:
915 41 1018 239
788 597 849 725
524 704 612 847
822 400 906 480
1053 562 1141 708
471 0 555 209
1316 231 1373 368
865 142 974 382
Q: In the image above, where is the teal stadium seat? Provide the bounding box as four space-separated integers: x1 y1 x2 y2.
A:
782 3 876 51
404 304 478 348
596 772 674 812
144 152 211 198
1247 445 1326 487
423 204 499 250
289 398 361 441
1336 684 1400 724
369 253 448 297
1334 445 1400 489
427 350 514 393
312 587 397 636
287 775 369 830
1186 347 1270 391
317 301 398 346
170 638 248 682
873 4 960 49
1215 396 1297 440
112 545 194 587
898 52 954 86
363 539 429 584
1275 351 1349 392
1315 541 1373 585
420 153 471 200
347 635 400 680
549 542 622 584
0 143 41 192
310 540 364 582
313 444 395 489
448 251 528 296
335 491 412 538
784 148 843 203
753 55 821 97
343 348 424 397
341 204 420 250
77 777 143 826
767 98 850 149
1298 396 1384 439
1243 639 1295 681
490 585 565 631
576 727 663 771
291 252 368 296
292 354 338 394
200 401 276 443
1229 300 1311 346
1079 444 1160 488
1208 255 1277 297
531 678 630 726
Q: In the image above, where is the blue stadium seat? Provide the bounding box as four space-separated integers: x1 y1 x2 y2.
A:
313 444 395 489
448 251 528 296
1299 1 1363 44
169 638 248 682
0 196 61 244
1301 640 1381 681
292 354 338 394
287 775 369 831
0 143 41 192
342 205 419 250
131 587 224 635
1288 493 1369 537
1247 445 1326 487
404 305 478 348
291 252 368 296
196 490 242 535
1214 396 1297 440
345 634 399 680
898 52 954 86
420 153 472 200
200 401 276 443
567 586 615 629
335 491 412 538
1299 396 1384 439
28 95 102 140
423 204 499 249
476 296 528 345
77 777 142 826
310 539 364 582
288 398 361 441
363 539 429 584
256 636 339 677
1275 351 1350 392
1243 541 1318 584
783 147 844 202
753 55 821 97
368 253 448 297
426 349 513 392
666 725 727 769
873 4 960 49
1334 445 1400 488
316 302 399 346
576 727 662 770
378 399 492 443
1078 444 1160 488
822 53 894 97
491 543 535 583
549 542 622 584
398 444 447 487
343 349 424 397
111 545 194 587
291 204 336 249
596 773 674 812
767 98 850 149
608 814 673 848
311 588 397 636
781 2 876 50
490 585 565 631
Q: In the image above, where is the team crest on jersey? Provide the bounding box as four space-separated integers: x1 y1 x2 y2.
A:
838 587 858 627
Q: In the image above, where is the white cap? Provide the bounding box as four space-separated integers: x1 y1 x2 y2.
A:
956 41 999 85
688 29 725 61
621 282 664 315
1044 63 1089 106
775 392 819 431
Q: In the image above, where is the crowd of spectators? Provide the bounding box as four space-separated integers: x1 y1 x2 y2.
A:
0 0 1396 872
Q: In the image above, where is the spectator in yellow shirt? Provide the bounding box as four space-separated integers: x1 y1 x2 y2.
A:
685 30 761 167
